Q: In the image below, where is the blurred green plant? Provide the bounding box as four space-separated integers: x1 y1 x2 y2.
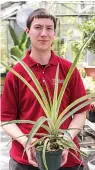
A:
78 67 86 78
71 40 85 64
52 18 67 58
82 76 95 95
80 17 95 53
52 37 67 57
1 21 8 64
8 24 31 59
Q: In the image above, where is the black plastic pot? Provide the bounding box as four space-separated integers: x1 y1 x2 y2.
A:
36 149 62 170
0 72 6 96
87 111 95 122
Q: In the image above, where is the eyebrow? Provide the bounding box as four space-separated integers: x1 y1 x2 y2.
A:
34 24 54 27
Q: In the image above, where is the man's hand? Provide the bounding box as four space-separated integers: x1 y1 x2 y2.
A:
24 138 38 167
61 149 69 166
1 123 38 167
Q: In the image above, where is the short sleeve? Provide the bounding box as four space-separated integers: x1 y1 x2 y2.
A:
69 67 90 113
1 71 19 121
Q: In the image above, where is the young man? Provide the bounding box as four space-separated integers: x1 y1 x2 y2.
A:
1 8 89 170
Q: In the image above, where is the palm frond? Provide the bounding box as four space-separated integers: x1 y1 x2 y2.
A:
11 55 51 115
52 64 59 124
56 93 95 127
59 98 95 128
23 116 48 155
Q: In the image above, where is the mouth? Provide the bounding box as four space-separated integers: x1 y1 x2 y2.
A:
39 40 49 42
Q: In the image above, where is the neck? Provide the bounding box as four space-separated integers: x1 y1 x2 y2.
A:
30 49 51 65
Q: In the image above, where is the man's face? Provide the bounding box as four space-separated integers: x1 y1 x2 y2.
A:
26 18 55 52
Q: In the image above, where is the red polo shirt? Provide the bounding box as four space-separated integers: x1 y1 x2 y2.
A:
1 50 89 167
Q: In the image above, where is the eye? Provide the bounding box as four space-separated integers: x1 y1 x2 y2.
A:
35 26 41 30
47 27 53 30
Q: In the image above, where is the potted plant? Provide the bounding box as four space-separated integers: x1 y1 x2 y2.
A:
1 31 95 170
88 159 95 170
81 17 95 54
87 103 95 122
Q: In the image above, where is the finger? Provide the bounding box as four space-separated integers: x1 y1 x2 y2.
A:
32 146 37 158
61 159 67 166
61 149 68 166
29 159 38 167
26 148 38 167
61 155 67 166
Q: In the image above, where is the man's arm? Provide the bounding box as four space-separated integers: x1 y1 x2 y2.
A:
2 123 28 146
68 111 86 139
1 122 38 167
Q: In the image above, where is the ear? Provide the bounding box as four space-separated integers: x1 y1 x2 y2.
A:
26 28 30 37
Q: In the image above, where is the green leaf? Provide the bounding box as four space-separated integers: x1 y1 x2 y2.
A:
59 97 95 128
19 43 26 52
59 128 81 134
42 138 49 170
19 31 27 48
7 133 29 146
26 37 31 49
11 55 51 117
30 135 50 148
24 117 47 153
57 138 72 149
10 46 23 58
59 137 86 157
69 150 86 161
44 82 52 112
8 24 19 46
1 61 49 119
19 31 28 51
1 120 35 126
56 93 95 127
52 64 59 123
1 119 49 133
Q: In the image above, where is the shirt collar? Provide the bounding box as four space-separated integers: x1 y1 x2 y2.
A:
23 50 59 67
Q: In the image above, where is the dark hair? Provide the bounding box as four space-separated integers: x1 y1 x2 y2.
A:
26 8 56 30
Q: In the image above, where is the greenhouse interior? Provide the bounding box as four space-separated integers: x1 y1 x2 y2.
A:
1 1 95 170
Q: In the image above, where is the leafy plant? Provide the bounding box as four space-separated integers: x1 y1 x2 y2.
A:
52 37 67 57
80 17 95 53
71 40 85 64
1 31 95 170
82 76 95 95
9 24 31 58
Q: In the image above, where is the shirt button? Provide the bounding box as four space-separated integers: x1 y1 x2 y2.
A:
42 71 44 74
43 79 45 83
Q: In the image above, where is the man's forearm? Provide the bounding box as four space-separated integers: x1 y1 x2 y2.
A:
67 111 86 139
1 122 28 147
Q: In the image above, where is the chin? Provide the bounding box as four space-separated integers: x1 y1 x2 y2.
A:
40 45 51 51
38 47 50 52
41 48 50 52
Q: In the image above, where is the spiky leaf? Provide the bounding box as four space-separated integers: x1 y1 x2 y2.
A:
10 46 23 58
8 24 19 45
19 31 27 51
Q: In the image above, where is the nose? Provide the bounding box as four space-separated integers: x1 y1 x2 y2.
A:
40 28 47 37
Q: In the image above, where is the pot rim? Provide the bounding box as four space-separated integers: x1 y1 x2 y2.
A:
36 149 63 155
88 159 95 169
